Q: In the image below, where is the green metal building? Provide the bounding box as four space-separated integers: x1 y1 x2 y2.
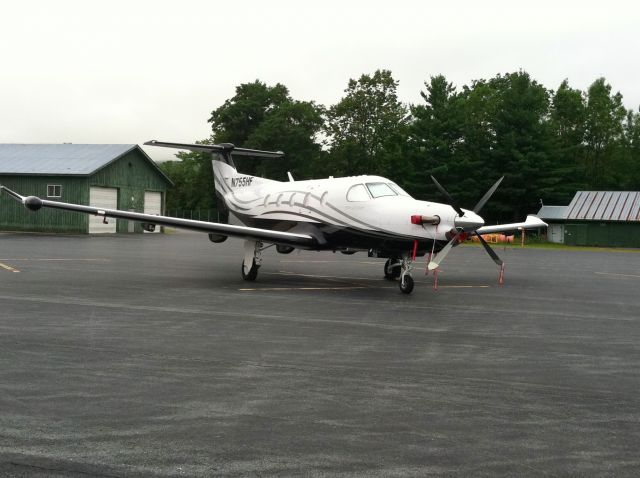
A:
0 144 172 233
538 191 640 247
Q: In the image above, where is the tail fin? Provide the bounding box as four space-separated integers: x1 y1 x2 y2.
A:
144 140 284 224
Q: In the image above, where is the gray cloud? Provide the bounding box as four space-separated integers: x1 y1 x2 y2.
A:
1 0 638 162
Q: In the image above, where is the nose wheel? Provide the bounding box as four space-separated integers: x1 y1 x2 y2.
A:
399 274 414 294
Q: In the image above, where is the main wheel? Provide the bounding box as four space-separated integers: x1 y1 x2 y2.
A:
384 259 401 280
399 275 414 294
241 259 259 281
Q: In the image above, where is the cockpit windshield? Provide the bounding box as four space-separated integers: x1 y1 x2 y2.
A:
367 182 404 199
366 183 396 198
347 182 413 200
388 182 412 197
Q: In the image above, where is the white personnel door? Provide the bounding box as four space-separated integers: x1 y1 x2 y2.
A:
144 191 162 233
89 187 118 233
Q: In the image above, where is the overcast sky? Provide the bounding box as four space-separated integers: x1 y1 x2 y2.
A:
1 0 639 162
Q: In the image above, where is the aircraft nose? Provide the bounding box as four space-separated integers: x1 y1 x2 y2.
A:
454 211 485 231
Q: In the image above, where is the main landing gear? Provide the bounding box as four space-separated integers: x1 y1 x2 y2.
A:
383 258 401 280
384 256 415 294
241 240 262 281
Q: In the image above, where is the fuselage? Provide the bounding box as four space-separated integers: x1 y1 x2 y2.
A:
213 161 484 256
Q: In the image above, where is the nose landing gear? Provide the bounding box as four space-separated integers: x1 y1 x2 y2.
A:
383 256 415 293
398 256 414 294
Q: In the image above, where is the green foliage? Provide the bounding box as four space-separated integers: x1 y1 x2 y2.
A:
162 71 640 223
325 70 408 178
408 75 463 199
208 80 325 180
548 79 587 201
160 150 215 211
583 78 628 188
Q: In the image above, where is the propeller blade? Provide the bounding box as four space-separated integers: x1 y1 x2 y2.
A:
427 232 460 270
474 232 504 267
430 176 465 217
472 176 504 213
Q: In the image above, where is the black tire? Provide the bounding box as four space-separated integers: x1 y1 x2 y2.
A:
241 259 259 281
399 275 414 294
384 259 401 280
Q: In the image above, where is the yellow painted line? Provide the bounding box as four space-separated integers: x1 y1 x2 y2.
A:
595 272 640 279
0 262 20 273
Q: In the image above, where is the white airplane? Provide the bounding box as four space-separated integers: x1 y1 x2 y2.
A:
0 140 547 293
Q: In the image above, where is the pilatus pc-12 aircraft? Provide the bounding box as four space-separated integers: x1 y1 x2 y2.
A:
0 140 547 294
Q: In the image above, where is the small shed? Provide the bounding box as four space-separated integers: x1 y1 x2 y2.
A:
537 205 568 244
0 144 172 234
538 191 640 247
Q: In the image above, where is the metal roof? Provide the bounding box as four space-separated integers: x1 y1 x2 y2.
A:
0 144 137 175
536 205 568 221
565 191 640 222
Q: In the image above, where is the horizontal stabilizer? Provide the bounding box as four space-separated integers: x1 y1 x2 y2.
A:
144 140 284 158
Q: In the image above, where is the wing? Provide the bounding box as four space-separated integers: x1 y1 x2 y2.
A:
475 215 548 235
0 186 317 249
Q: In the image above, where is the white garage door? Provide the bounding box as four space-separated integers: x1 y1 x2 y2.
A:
89 187 118 233
144 191 162 233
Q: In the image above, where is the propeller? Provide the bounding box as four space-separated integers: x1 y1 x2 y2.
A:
474 232 503 266
430 175 464 217
427 176 504 270
427 231 461 270
472 176 503 213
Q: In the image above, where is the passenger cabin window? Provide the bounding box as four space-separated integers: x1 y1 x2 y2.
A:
346 184 370 202
366 182 396 198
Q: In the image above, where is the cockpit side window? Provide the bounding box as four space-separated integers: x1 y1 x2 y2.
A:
366 182 397 198
388 182 412 197
346 184 370 202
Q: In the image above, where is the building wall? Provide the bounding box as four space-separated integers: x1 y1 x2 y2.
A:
0 175 89 233
0 148 169 234
547 223 564 244
564 222 640 248
89 149 168 233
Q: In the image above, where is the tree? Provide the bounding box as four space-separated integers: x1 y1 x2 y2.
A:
548 79 587 200
617 109 640 189
583 78 627 188
208 80 325 180
408 74 464 199
485 72 554 221
161 80 325 211
208 81 290 145
160 150 215 211
325 70 408 178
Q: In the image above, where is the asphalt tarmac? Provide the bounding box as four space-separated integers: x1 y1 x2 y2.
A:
0 232 639 477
